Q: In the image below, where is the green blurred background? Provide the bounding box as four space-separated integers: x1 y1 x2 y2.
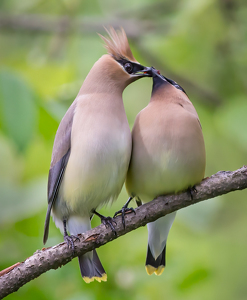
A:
0 0 247 299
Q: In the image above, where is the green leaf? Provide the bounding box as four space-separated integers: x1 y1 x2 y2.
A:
38 103 59 141
0 70 37 152
0 177 47 225
177 267 210 290
215 96 247 149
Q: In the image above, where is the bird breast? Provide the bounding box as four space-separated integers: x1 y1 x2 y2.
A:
59 95 132 216
126 102 205 202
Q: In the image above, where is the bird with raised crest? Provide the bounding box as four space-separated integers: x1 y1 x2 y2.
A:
43 27 151 283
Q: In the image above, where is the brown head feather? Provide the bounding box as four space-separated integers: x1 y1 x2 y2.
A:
99 26 137 62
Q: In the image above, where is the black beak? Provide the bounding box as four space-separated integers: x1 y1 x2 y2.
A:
133 66 153 77
142 66 153 76
150 66 162 77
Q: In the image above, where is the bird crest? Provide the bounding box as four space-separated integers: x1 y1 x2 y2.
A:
99 27 137 62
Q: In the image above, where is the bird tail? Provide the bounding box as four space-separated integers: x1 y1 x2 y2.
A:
78 250 107 283
145 212 176 275
146 244 166 275
67 216 107 283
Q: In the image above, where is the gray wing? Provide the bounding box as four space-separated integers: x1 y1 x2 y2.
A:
43 100 77 244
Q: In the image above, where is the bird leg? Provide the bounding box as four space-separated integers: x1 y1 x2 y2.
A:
63 220 79 254
113 196 136 229
92 210 117 235
135 197 142 207
187 185 197 200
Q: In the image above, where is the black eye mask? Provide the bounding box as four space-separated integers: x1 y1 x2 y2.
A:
117 58 147 75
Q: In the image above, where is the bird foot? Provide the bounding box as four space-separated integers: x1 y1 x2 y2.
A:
92 210 117 235
101 216 117 235
113 196 136 229
64 234 80 254
113 206 135 229
187 185 197 200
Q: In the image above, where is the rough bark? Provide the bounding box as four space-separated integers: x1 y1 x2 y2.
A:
0 166 247 299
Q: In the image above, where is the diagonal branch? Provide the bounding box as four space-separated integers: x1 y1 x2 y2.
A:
0 166 247 299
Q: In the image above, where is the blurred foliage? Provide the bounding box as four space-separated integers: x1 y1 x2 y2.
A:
0 0 247 299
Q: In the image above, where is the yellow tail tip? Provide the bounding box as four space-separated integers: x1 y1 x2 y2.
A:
96 273 107 282
145 265 165 276
83 273 107 283
154 266 165 276
145 265 156 275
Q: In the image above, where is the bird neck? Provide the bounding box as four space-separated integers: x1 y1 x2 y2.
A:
78 55 129 95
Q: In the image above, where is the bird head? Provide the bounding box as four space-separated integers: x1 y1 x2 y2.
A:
97 27 152 90
150 67 186 95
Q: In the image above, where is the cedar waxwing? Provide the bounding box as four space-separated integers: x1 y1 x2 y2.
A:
43 27 151 283
125 67 206 276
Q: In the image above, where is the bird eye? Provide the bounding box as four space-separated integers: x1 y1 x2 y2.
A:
124 62 133 74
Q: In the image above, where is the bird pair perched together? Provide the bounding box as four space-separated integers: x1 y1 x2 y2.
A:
43 27 206 283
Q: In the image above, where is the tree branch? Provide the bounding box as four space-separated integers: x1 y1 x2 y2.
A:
0 13 222 107
0 13 150 36
0 166 247 298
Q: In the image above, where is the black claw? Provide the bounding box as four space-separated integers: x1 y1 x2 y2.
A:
114 207 136 229
63 219 79 255
187 185 197 200
101 217 117 235
92 210 117 235
64 234 80 254
113 197 136 229
113 211 119 218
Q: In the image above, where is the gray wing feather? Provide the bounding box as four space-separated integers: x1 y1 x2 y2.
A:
43 100 77 244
